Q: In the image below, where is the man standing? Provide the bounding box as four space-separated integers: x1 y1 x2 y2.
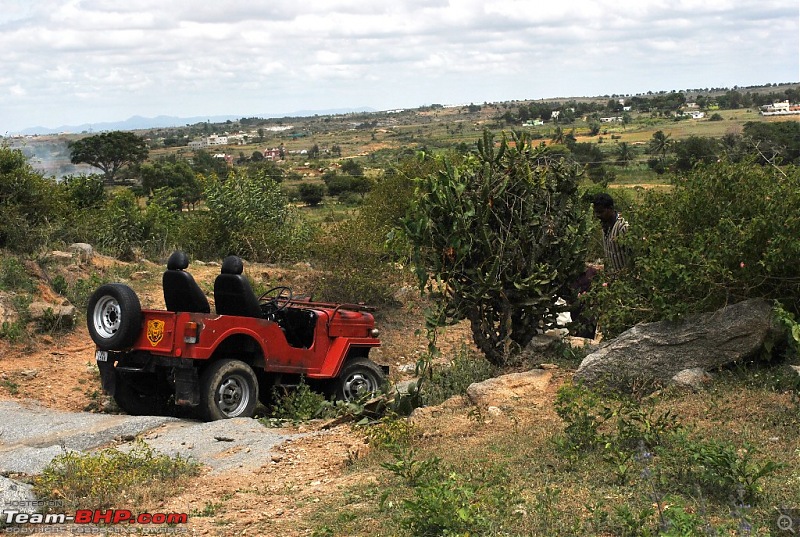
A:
592 193 630 274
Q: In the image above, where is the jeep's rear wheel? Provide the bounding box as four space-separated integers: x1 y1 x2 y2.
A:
200 359 259 420
114 374 171 416
334 357 386 402
87 284 142 351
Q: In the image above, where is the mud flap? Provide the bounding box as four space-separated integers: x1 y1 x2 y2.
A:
174 368 199 407
97 360 118 396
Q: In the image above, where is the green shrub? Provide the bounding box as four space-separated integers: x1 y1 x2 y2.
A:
675 434 781 503
381 447 519 536
268 380 329 422
0 256 35 293
34 307 74 334
404 131 590 365
310 171 412 304
554 382 678 457
553 382 608 454
91 189 145 260
204 169 313 263
0 148 63 253
587 160 800 337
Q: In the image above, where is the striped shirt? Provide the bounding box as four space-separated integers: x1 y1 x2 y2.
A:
603 213 630 273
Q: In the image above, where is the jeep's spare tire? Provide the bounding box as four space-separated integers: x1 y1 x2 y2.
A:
87 283 142 350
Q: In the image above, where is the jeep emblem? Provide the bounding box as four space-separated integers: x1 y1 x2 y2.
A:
147 319 165 346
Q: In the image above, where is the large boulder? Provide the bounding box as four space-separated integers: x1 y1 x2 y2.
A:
575 299 781 388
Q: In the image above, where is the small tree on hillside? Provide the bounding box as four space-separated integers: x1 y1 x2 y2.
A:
69 131 149 184
404 131 590 365
298 183 325 206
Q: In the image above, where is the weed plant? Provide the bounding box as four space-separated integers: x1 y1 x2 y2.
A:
421 345 497 407
34 440 200 511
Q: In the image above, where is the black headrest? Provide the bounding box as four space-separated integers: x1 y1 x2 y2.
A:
167 251 189 271
221 255 244 275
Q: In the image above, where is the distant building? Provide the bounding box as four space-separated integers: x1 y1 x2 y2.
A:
263 148 283 161
188 134 229 150
212 153 233 166
760 100 800 116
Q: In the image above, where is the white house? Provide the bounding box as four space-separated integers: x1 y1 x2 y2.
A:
760 100 800 115
188 134 230 150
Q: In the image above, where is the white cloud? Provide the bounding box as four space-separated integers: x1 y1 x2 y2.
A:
0 0 797 132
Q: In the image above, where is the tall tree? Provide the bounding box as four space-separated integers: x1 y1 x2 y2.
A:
615 142 635 167
69 131 149 184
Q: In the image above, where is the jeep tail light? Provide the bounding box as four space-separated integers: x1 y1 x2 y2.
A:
370 328 380 338
184 322 201 344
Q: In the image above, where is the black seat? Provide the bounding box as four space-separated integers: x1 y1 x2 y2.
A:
281 308 317 348
214 256 262 318
163 251 210 313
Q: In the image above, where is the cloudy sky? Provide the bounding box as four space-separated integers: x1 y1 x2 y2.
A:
1 0 798 133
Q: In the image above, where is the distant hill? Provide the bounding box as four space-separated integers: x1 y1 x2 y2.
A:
14 107 377 136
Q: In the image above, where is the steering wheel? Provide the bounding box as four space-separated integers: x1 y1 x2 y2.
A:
258 286 293 314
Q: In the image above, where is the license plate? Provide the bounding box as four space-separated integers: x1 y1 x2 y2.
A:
95 350 108 362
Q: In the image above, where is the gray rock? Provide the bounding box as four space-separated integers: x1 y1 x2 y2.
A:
576 299 780 388
0 400 177 474
28 302 76 327
69 242 93 259
671 368 713 389
0 476 38 515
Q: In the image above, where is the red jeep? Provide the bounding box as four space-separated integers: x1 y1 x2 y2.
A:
87 252 386 420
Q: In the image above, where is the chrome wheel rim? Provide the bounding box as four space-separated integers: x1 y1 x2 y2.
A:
216 375 251 417
93 296 121 339
342 372 376 401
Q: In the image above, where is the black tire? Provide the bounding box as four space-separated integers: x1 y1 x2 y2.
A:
334 357 386 402
87 284 142 351
200 359 259 421
113 374 171 416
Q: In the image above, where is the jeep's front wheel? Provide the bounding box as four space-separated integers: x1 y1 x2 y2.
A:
87 284 142 351
200 359 259 420
334 357 386 402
